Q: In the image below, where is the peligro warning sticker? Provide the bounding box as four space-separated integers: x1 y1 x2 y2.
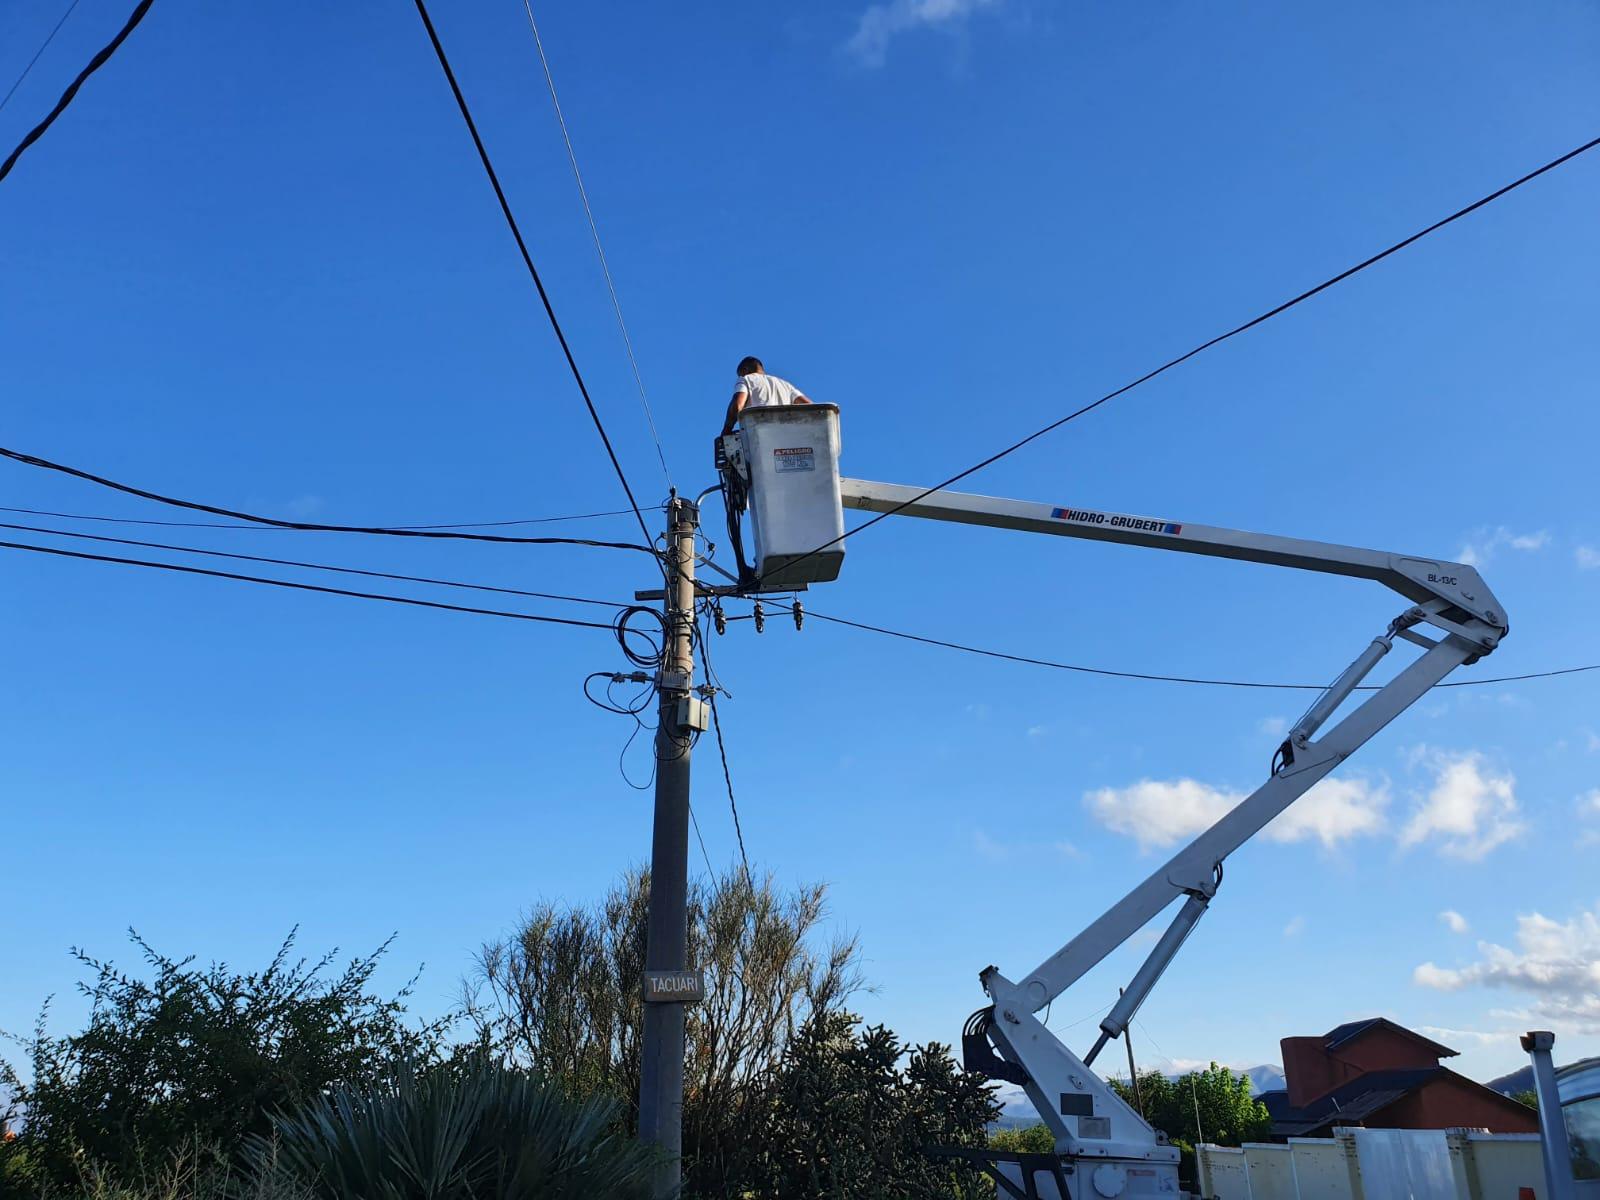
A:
773 447 815 472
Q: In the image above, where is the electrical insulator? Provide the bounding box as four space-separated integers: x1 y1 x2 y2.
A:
793 599 804 631
753 601 765 634
714 605 727 636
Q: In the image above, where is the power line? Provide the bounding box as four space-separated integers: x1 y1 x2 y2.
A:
707 692 752 887
0 0 154 186
0 503 636 532
0 520 630 610
763 133 1600 585
694 602 752 883
0 446 655 554
751 600 1598 692
0 538 616 630
0 0 83 115
409 0 657 552
519 0 672 491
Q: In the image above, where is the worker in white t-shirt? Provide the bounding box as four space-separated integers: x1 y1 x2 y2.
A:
720 355 813 436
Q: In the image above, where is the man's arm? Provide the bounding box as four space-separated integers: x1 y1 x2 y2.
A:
721 389 748 435
793 394 812 405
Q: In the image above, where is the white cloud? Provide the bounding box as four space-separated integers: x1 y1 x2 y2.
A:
1457 527 1550 567
284 494 324 519
1577 546 1600 570
1283 915 1307 938
1084 779 1233 851
1083 776 1388 852
1027 724 1048 738
1413 961 1464 989
1399 749 1524 860
1258 716 1289 738
1440 910 1471 935
1413 905 1600 1032
1265 776 1389 849
842 0 1001 66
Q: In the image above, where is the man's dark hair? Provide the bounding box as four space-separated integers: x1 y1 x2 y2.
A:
736 356 763 376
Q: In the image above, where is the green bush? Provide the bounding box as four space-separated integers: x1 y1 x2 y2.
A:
757 1011 997 1200
246 1056 662 1200
0 929 449 1197
0 1135 311 1200
988 1123 1054 1154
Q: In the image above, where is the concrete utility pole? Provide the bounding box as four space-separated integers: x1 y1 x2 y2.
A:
637 495 700 1198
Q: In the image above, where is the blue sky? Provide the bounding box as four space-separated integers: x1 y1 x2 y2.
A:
3 0 1597 1092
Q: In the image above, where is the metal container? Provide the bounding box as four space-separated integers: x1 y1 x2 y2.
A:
739 403 845 587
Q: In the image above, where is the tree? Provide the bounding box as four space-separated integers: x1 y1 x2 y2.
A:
465 866 996 1199
1108 1063 1269 1188
1512 1088 1539 1110
758 1011 997 1200
468 868 858 1116
989 1123 1055 1154
1109 1064 1268 1148
0 928 449 1196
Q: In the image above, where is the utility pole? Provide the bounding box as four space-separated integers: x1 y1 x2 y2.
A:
637 494 701 1198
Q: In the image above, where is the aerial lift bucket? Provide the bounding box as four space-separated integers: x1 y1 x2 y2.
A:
732 403 845 589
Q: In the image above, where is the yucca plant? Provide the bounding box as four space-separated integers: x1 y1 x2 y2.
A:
244 1056 662 1200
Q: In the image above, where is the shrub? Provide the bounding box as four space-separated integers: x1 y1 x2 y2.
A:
757 1011 998 1200
988 1123 1054 1154
246 1056 662 1200
0 929 449 1196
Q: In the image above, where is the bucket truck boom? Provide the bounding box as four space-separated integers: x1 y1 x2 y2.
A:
837 478 1508 1200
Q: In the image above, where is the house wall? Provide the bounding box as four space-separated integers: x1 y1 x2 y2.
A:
1336 1027 1446 1075
1284 1038 1348 1108
1379 1077 1539 1135
1284 1026 1448 1109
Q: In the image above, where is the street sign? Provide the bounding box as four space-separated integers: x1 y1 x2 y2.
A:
642 969 706 1004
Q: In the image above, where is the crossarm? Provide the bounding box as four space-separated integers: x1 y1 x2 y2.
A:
839 479 1506 632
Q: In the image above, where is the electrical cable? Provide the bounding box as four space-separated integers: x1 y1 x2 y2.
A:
707 691 752 889
690 805 716 885
613 605 666 668
0 0 154 186
0 0 84 115
518 0 672 492
0 446 655 554
409 0 658 553
747 598 1599 692
690 600 750 890
0 538 616 630
0 503 638 532
0 520 630 610
583 671 655 715
762 133 1600 585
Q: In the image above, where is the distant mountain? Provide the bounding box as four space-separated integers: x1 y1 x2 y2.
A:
990 1084 1037 1130
1243 1065 1287 1095
1488 1066 1534 1096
